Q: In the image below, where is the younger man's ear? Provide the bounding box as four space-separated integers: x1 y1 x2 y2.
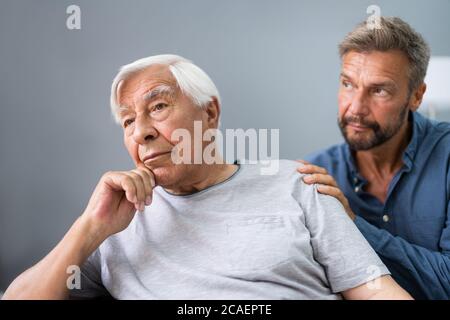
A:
410 83 426 112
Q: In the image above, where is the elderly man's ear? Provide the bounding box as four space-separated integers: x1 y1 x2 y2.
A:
410 83 427 112
204 97 221 128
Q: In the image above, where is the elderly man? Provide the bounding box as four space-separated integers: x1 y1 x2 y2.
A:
3 55 410 300
300 17 450 299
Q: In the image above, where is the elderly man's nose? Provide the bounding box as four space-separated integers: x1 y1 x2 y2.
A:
133 117 158 144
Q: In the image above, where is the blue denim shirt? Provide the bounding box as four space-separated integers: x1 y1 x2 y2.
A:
306 112 450 299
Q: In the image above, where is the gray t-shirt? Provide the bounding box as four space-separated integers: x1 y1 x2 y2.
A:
70 160 389 300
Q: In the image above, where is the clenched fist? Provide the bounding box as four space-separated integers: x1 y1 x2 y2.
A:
81 165 155 240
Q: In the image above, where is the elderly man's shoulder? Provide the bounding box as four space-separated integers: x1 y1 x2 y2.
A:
246 159 307 182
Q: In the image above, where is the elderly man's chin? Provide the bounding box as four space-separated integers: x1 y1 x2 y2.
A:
143 158 188 188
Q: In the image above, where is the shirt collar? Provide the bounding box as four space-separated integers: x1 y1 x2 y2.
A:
403 111 427 165
343 143 355 174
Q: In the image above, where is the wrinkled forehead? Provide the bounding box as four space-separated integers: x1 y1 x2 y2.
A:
117 64 179 106
341 50 409 83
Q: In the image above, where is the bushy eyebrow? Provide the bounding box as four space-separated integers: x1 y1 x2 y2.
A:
117 105 134 119
117 85 177 120
142 85 177 103
340 72 352 80
340 72 397 90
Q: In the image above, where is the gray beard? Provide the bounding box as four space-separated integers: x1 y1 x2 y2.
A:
338 104 409 151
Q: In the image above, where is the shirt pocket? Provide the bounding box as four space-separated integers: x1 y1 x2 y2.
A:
220 215 294 272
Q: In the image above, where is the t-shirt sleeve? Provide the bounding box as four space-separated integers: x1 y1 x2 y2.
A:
296 181 390 293
68 249 112 300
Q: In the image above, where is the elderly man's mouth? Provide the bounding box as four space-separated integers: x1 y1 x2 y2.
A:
142 151 172 163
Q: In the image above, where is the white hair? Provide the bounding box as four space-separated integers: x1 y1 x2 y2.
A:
110 54 221 124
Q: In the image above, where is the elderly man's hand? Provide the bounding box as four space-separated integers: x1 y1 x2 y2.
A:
297 160 356 221
81 165 155 240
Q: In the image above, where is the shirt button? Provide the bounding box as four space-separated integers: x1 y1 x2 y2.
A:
354 186 360 193
353 177 358 184
382 214 390 222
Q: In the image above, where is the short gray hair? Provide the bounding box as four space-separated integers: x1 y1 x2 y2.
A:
110 54 221 124
338 17 430 92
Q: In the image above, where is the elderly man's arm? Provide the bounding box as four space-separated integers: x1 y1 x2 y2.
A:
2 216 105 300
342 275 413 300
2 167 154 300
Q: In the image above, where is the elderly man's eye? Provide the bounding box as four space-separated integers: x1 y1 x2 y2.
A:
152 103 168 112
123 119 134 128
342 81 353 89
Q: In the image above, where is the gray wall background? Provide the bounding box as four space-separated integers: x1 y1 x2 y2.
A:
1 0 450 291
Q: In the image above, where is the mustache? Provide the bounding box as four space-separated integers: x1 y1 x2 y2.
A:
340 116 380 130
